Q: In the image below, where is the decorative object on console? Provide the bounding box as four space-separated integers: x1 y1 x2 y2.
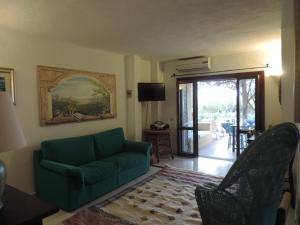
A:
150 121 169 130
0 67 16 104
37 65 117 126
0 92 26 210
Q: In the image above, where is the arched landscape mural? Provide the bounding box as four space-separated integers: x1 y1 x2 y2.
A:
37 66 116 126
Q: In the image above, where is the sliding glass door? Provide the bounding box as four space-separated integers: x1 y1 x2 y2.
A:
178 81 198 156
177 71 264 158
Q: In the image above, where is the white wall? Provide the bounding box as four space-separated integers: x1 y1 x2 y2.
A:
139 60 164 128
150 61 164 123
125 55 138 140
140 59 152 129
161 49 283 153
125 57 162 134
280 0 299 222
281 0 296 122
125 55 152 140
0 28 127 192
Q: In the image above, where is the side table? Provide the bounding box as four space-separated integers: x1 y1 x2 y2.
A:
0 185 59 225
143 129 174 163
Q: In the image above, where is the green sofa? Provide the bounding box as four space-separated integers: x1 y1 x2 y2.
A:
33 128 152 212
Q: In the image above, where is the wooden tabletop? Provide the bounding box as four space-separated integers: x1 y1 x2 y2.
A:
0 185 59 225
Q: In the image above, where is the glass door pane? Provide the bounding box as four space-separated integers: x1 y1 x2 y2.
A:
238 78 256 153
239 78 256 128
179 83 193 127
181 130 194 154
178 82 195 155
197 80 237 161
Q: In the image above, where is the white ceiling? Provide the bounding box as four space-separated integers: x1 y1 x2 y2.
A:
0 0 281 60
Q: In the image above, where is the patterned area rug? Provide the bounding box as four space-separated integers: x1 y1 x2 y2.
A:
59 166 223 225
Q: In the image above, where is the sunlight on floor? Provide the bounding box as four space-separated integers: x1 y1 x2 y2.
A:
159 156 233 177
198 135 236 161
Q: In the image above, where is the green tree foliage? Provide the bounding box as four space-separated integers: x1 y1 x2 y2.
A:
198 79 255 123
52 94 79 117
52 88 111 117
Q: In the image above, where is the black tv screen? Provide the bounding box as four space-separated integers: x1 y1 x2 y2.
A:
138 83 165 102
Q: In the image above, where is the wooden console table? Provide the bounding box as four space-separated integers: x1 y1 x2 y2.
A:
0 185 59 225
143 129 174 163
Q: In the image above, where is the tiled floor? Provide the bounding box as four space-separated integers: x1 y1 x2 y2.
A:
198 135 236 161
157 155 233 177
197 133 249 161
198 134 250 161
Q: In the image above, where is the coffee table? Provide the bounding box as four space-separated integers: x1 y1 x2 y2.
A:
0 185 59 225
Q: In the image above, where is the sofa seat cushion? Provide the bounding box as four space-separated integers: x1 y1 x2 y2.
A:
93 128 125 159
102 152 147 171
42 135 95 166
80 161 117 185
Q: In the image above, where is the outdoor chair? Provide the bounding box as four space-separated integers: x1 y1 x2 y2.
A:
227 124 234 150
195 122 299 225
228 125 250 152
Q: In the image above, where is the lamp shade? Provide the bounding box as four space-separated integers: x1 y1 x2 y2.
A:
0 93 26 153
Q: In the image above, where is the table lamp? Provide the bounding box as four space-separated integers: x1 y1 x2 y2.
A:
0 92 26 210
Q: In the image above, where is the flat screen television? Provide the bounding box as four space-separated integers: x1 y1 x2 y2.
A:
138 83 165 102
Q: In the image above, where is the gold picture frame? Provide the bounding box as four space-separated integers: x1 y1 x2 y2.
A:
37 65 117 126
0 67 16 104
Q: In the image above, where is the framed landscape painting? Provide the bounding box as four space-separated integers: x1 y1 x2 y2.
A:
37 66 116 126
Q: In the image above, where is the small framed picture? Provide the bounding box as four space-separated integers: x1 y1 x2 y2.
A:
0 67 15 104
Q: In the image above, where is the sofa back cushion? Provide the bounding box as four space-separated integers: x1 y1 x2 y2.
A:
93 128 125 159
41 135 96 166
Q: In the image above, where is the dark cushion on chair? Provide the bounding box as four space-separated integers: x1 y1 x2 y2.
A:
41 135 95 166
93 128 125 159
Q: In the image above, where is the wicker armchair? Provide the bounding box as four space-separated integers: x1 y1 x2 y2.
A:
195 122 299 225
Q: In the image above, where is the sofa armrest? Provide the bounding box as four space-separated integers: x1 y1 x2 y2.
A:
124 140 152 155
40 160 84 187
